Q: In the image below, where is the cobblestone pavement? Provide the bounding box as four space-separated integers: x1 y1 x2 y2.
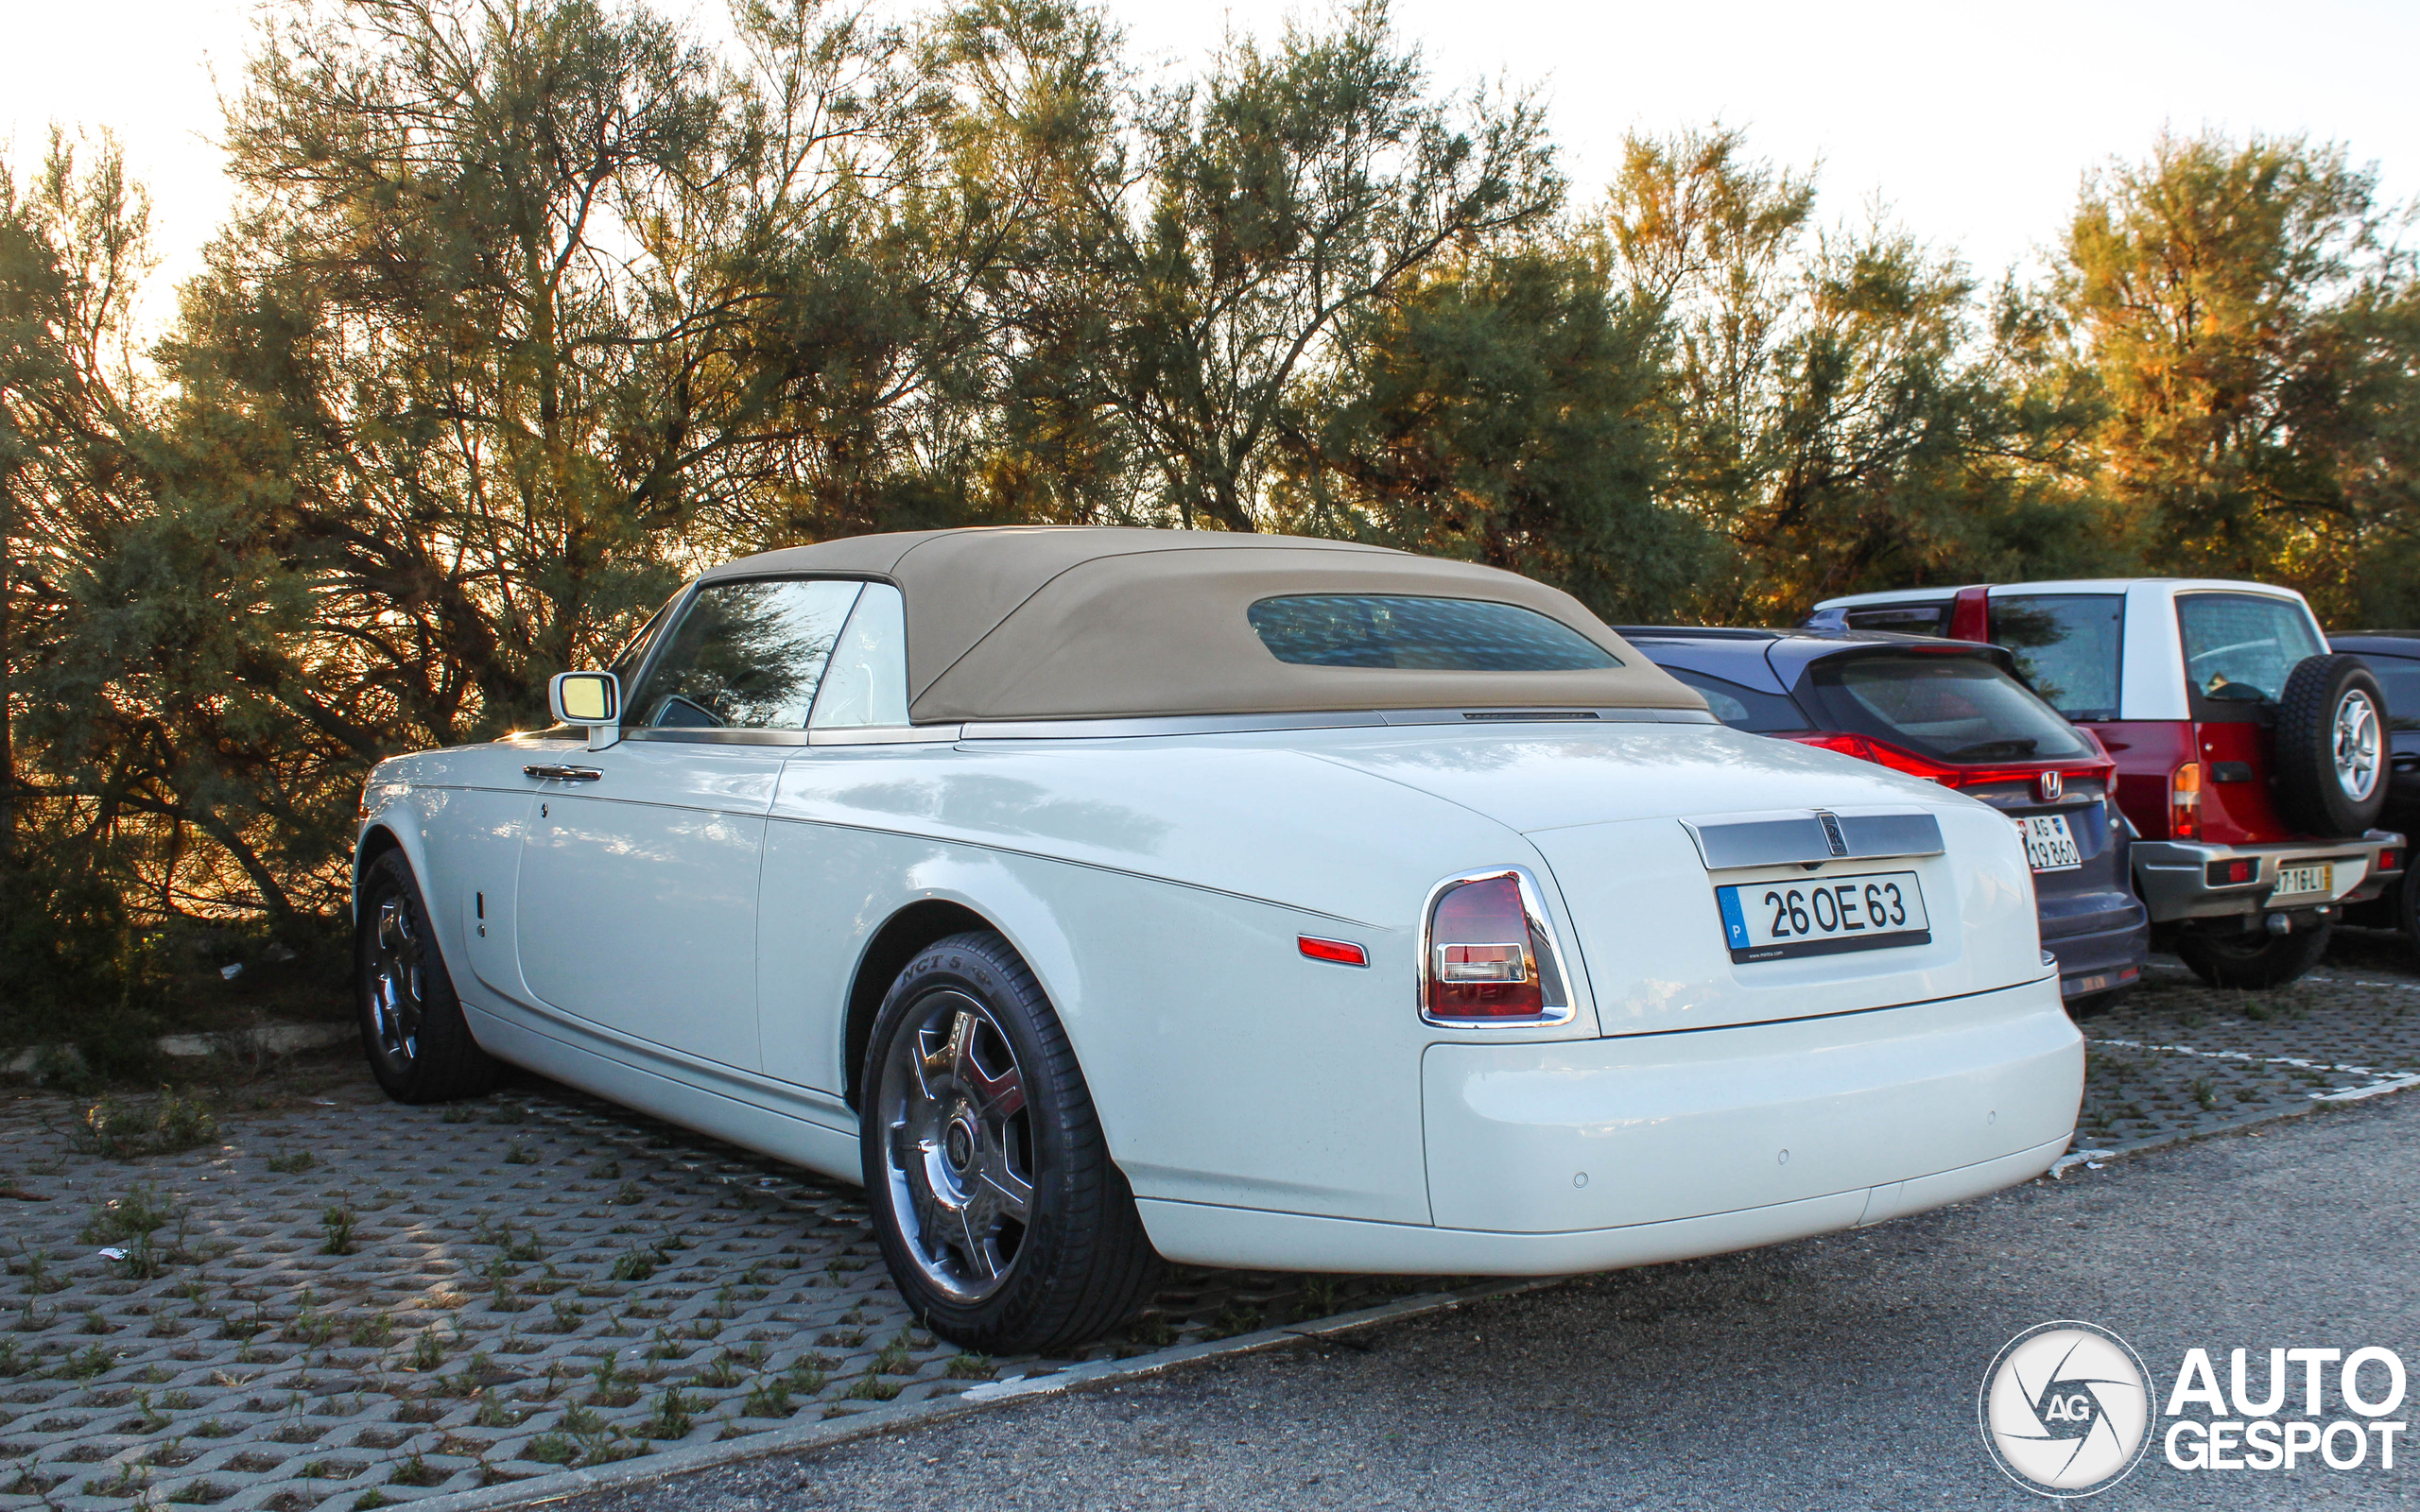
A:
2069 929 2420 1156
3 929 2417 1512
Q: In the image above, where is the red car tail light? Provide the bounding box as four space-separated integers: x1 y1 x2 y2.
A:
1298 936 1369 967
2169 763 2203 840
1421 869 1571 1025
2380 849 2404 874
1782 731 2116 793
2204 858 2256 886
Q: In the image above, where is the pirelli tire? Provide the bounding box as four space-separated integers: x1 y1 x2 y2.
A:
2273 654 2388 837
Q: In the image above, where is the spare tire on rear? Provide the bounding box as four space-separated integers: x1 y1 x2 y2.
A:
2273 653 2388 836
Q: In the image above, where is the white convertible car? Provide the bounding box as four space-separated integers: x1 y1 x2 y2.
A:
354 528 2083 1350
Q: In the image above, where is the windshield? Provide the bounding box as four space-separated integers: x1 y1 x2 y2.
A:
1247 595 1620 671
1801 653 2097 764
1990 594 2123 720
2176 593 2324 705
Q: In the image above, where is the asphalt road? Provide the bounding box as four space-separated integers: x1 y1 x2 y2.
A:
567 1092 2420 1512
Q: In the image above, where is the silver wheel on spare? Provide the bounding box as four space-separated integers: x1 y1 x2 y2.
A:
2273 654 2390 837
858 930 1161 1353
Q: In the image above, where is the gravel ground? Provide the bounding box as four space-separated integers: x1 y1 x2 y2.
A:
569 1089 2420 1512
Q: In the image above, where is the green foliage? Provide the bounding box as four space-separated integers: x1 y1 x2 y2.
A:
3 4 2418 1018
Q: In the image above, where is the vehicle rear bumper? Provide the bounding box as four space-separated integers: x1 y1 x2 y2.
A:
1133 976 2081 1274
2041 909 2149 1001
2133 832 2405 925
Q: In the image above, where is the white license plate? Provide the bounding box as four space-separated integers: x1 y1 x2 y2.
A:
2015 814 2082 871
1716 870 1931 963
2272 863 2333 901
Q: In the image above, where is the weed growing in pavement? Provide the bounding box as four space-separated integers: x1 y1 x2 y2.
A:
526 1433 577 1465
354 1491 395 1509
612 1181 647 1206
267 1150 316 1174
319 1200 357 1256
639 1384 695 1438
58 1343 113 1378
85 1463 151 1499
348 1313 394 1349
873 1332 915 1375
439 1107 478 1125
503 1143 536 1165
472 1390 512 1428
406 1326 447 1371
8 1244 65 1297
1203 1303 1262 1340
69 1090 219 1160
485 1105 528 1125
945 1352 994 1380
164 1478 226 1503
1121 1314 1177 1349
786 1356 830 1395
741 1375 795 1417
389 1453 445 1487
842 1369 901 1401
587 1160 621 1179
2190 1077 2220 1110
588 1356 641 1407
608 1246 660 1282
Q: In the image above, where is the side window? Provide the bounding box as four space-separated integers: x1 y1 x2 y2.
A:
810 583 910 729
1842 603 1950 636
1989 594 2123 720
1660 665 1810 733
2176 593 2324 709
627 579 864 732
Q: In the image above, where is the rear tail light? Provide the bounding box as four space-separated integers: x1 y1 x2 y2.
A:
2169 763 2203 840
1422 869 1571 1025
2205 858 2256 886
2380 849 2404 874
1782 731 2115 792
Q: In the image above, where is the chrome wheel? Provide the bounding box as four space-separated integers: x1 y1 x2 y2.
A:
875 990 1033 1303
369 893 425 1068
2334 689 2381 802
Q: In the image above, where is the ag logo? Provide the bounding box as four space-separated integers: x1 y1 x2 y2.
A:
1980 1321 2156 1497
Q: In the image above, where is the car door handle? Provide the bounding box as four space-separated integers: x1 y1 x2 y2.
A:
523 764 604 782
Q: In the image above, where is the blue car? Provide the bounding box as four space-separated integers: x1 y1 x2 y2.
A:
1622 627 2152 1014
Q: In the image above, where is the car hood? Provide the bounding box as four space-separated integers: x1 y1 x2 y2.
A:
1286 721 1968 833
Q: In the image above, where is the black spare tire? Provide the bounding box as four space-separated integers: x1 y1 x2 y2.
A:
2273 653 2388 837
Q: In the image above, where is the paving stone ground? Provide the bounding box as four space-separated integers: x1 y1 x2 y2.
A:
3 927 2418 1511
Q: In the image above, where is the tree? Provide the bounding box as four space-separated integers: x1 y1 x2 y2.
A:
2061 130 2420 622
1608 127 2111 621
965 0 1560 530
1272 238 1705 621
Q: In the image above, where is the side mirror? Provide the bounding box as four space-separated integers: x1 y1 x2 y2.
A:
548 671 621 750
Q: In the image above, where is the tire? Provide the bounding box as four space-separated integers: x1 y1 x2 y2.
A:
2273 654 2388 836
860 931 1161 1354
354 850 499 1103
2173 920 2333 990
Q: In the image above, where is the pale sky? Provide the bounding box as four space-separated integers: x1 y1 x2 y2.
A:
8 0 2415 336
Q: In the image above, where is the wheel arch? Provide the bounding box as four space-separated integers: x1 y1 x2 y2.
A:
840 898 1003 1111
353 824 407 922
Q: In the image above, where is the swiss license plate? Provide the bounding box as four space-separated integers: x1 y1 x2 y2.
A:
1715 870 1931 963
2016 814 2082 871
2272 863 2333 901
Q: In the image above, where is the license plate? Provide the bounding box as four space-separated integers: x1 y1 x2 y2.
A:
2271 863 2333 901
1715 870 1931 963
2015 814 2082 871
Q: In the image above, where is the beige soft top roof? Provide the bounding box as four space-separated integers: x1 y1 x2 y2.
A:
699 527 1706 724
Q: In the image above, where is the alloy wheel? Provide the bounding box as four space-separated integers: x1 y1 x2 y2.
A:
876 990 1034 1303
368 892 425 1068
2334 688 2381 802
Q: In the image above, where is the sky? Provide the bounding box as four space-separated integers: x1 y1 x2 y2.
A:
7 0 2416 335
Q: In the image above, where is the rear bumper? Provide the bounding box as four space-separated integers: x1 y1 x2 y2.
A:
1134 976 2081 1274
2133 831 2404 925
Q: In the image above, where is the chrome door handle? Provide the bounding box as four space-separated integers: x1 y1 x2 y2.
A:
523 764 603 782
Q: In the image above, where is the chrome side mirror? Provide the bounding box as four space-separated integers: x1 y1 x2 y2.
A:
548 671 622 750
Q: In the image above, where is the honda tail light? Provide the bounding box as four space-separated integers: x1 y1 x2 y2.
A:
1781 731 2114 792
1422 869 1571 1025
2169 763 2202 840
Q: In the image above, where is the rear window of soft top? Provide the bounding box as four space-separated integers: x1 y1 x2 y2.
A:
1247 595 1620 671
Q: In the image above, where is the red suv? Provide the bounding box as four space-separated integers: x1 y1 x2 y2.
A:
1809 579 2405 988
